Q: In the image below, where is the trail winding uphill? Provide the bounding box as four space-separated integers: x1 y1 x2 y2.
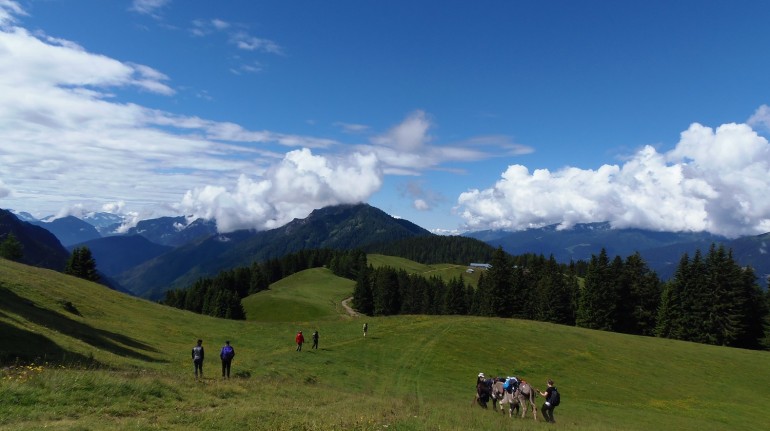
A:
341 297 359 317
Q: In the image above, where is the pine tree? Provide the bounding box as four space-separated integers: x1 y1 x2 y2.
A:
64 246 99 282
617 252 660 335
372 267 400 316
0 233 23 261
730 265 767 349
485 247 514 318
576 248 617 330
445 276 468 315
352 265 374 315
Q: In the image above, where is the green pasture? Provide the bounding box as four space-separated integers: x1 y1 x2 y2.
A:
1 258 769 430
367 253 482 287
241 267 354 322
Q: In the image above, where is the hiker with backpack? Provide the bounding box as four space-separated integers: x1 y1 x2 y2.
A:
312 330 319 349
192 339 204 379
220 340 235 378
539 378 560 423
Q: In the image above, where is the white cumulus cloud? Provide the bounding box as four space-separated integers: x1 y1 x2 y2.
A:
457 122 770 238
178 149 382 232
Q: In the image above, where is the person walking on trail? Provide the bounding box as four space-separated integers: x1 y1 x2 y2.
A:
192 339 204 379
220 340 235 378
312 330 319 349
539 378 559 423
295 331 305 351
363 322 368 337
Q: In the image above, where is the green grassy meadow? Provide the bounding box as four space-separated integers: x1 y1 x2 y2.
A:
367 254 481 287
2 258 770 430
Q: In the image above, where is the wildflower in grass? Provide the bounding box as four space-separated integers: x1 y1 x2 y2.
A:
1 363 45 382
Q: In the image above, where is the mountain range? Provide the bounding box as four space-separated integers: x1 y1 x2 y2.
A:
465 223 735 280
4 204 769 298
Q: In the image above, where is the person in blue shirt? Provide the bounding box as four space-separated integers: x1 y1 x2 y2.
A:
220 340 235 378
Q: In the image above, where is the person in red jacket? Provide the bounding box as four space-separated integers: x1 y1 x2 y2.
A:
295 331 305 351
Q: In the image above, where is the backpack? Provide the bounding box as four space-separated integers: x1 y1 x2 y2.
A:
193 346 203 361
503 377 519 393
549 388 560 407
222 345 234 360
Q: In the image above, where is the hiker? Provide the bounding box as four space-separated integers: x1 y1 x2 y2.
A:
472 372 492 408
192 339 204 379
295 331 305 351
312 330 319 349
539 378 559 423
220 340 235 378
363 322 368 337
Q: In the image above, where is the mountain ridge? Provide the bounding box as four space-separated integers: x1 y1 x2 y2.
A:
117 203 432 298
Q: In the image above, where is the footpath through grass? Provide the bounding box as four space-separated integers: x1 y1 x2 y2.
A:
2 259 770 430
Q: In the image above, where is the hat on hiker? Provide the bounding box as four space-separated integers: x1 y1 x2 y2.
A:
478 372 485 378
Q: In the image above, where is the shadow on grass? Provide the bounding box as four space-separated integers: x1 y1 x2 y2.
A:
0 289 167 364
0 319 101 366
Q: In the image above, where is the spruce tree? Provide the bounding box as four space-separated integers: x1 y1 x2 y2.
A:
533 255 572 324
0 233 23 261
619 252 660 336
444 276 468 315
372 267 400 316
730 265 767 349
485 247 514 318
576 248 617 330
352 265 374 315
64 246 99 282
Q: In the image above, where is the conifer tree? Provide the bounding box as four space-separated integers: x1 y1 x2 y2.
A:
0 233 23 261
617 252 660 335
372 267 400 315
445 275 468 315
730 265 767 349
352 265 374 315
576 248 616 330
657 252 693 339
485 247 514 317
64 246 99 282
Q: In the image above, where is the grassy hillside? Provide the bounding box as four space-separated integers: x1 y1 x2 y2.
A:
2 258 770 431
241 267 355 322
368 253 482 287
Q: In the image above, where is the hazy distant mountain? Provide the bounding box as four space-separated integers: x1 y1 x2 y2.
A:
81 212 126 236
465 222 770 284
69 235 173 278
126 216 218 247
118 203 431 299
11 211 38 223
29 216 101 247
465 222 724 261
0 209 69 271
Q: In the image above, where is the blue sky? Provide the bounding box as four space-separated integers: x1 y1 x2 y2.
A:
1 0 770 237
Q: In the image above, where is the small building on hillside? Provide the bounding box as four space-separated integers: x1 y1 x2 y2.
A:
469 263 492 270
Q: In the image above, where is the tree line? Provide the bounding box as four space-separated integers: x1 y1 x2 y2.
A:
352 245 769 350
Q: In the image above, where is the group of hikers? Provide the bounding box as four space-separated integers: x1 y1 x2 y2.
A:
294 330 320 351
474 372 560 423
192 323 373 378
192 324 372 378
189 328 565 423
191 339 235 379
